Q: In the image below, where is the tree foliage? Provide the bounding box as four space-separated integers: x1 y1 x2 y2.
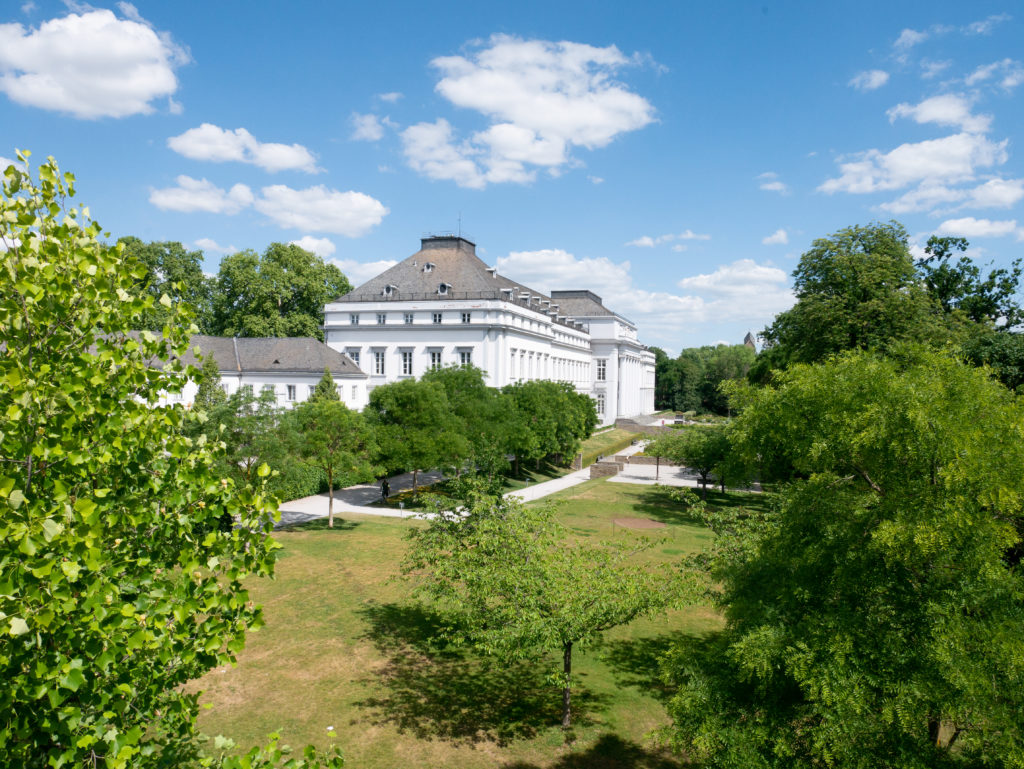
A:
0 154 341 767
502 380 597 469
648 427 735 498
665 348 1024 768
119 236 214 333
309 368 341 402
210 243 351 341
402 491 690 728
654 345 755 414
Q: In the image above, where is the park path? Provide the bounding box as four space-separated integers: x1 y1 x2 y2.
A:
276 442 649 527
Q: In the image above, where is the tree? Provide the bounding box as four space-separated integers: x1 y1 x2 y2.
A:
918 235 1024 329
210 242 351 341
665 348 1024 768
119 236 214 333
401 491 689 728
287 399 373 528
309 368 341 402
366 378 466 489
0 154 341 767
759 222 942 370
648 427 731 499
193 353 227 412
502 380 596 471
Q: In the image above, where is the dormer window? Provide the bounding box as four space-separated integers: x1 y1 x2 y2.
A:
382 284 398 297
438 282 451 295
486 267 497 278
423 262 435 273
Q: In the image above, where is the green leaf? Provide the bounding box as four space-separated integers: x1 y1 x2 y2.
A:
9 617 29 636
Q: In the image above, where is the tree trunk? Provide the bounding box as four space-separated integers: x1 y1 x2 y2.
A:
700 476 708 500
561 641 573 729
327 470 334 529
413 468 418 490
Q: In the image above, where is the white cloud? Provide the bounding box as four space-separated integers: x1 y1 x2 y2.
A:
965 13 1011 35
894 28 928 51
289 235 336 257
0 155 17 169
254 184 389 236
0 8 188 118
351 113 386 142
494 249 793 345
626 229 710 248
194 238 235 254
886 94 991 133
20 2 36 14
331 258 399 287
149 176 254 214
881 177 1024 215
402 35 655 187
762 228 788 245
757 171 789 194
167 123 319 173
849 69 889 91
965 58 1024 91
936 217 1020 238
588 175 604 184
819 132 1009 194
920 59 951 79
967 178 1024 209
401 118 486 189
377 91 402 103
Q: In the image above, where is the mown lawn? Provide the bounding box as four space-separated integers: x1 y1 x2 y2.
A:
194 479 762 767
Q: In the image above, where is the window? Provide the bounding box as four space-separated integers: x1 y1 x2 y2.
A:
262 384 274 398
350 314 359 325
287 385 296 402
241 384 254 397
460 350 472 367
221 383 229 394
402 351 413 376
596 359 607 382
430 351 442 369
596 394 605 416
432 312 442 324
374 351 385 375
404 312 414 324
461 312 471 323
351 385 358 399
308 384 315 398
438 283 450 295
348 350 360 366
376 313 386 325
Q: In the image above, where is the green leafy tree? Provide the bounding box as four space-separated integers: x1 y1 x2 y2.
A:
193 353 227 413
960 329 1024 391
119 236 214 332
203 387 284 487
502 380 596 471
367 378 466 489
757 222 942 373
402 491 690 729
648 427 731 499
665 348 1024 768
0 154 341 767
210 242 351 341
918 235 1024 329
287 399 374 527
309 368 341 402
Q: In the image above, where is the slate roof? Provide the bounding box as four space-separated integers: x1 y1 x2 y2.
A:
334 236 592 329
549 290 616 318
186 335 366 378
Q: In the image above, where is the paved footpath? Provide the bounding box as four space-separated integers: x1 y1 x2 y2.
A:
276 442 649 527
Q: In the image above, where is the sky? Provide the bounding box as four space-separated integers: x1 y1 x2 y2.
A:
2 1 1023 354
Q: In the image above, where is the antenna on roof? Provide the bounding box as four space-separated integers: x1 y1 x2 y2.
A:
457 211 462 238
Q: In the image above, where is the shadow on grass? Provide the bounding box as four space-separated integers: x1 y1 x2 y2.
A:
501 733 683 769
276 516 361 532
628 487 705 527
600 633 694 703
353 602 607 746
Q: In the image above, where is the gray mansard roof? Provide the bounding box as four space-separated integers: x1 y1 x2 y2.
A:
187 335 366 378
333 235 596 329
548 290 616 318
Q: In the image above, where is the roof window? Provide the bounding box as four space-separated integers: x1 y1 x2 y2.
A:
382 284 398 297
423 262 436 273
438 282 451 295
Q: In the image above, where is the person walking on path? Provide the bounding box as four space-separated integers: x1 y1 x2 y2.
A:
381 479 390 502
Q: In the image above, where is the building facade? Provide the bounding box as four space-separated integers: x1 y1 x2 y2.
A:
160 335 368 411
323 236 655 426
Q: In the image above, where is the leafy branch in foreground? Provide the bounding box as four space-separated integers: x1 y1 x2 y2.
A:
401 490 698 729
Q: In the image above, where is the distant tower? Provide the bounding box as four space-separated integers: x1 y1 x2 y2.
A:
743 332 756 350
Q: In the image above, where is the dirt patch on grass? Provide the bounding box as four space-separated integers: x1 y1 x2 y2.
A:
612 517 667 530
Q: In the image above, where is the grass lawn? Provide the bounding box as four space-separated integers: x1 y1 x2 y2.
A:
194 480 761 767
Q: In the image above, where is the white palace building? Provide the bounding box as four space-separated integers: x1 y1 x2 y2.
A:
323 235 655 426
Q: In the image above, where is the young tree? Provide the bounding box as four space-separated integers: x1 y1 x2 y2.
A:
210 242 351 341
0 154 341 767
648 427 731 499
665 348 1024 768
287 399 373 527
402 492 691 728
309 368 341 402
193 352 227 412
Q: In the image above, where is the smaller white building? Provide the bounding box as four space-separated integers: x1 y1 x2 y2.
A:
162 335 368 411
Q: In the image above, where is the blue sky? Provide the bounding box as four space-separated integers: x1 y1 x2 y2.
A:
2 1 1023 353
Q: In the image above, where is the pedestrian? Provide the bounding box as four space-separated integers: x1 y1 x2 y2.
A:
381 479 390 501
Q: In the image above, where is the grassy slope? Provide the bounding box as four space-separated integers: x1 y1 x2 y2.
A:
195 481 764 768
